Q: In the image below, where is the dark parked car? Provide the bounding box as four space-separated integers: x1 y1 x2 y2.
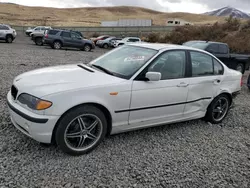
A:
96 37 122 48
43 29 95 52
183 41 250 74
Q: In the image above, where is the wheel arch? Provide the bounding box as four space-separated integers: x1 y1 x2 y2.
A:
207 92 233 110
51 102 112 144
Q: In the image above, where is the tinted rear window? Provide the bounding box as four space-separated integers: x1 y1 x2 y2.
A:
48 30 60 35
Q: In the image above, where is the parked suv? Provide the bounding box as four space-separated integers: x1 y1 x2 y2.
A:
26 26 52 36
0 24 17 43
43 29 95 51
30 26 52 38
114 37 141 47
96 37 122 48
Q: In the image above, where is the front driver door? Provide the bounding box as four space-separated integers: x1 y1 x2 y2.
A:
129 50 189 126
70 32 83 48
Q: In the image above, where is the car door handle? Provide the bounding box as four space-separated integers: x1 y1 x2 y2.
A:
213 79 221 84
177 82 189 87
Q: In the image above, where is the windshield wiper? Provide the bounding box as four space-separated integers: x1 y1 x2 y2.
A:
90 64 114 76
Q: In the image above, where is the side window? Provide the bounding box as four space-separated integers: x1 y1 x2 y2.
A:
219 45 228 54
148 51 186 80
206 44 219 53
71 32 80 38
61 31 71 38
34 27 40 31
191 51 213 77
0 26 5 30
214 59 223 75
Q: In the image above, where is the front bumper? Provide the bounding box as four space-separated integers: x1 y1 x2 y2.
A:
7 91 59 144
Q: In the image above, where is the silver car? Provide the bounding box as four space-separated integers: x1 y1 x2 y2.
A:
0 24 17 43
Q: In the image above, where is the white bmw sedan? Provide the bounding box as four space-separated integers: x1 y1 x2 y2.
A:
7 43 242 155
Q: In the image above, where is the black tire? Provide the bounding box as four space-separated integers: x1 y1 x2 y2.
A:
53 41 62 50
35 37 43 46
5 35 13 43
55 105 107 156
204 94 230 124
103 43 109 49
236 63 245 74
83 44 91 52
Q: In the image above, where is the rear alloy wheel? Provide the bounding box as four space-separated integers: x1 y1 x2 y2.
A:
55 105 107 155
205 94 230 124
35 37 43 46
53 41 62 50
83 44 91 52
236 63 245 74
103 43 109 49
6 35 13 43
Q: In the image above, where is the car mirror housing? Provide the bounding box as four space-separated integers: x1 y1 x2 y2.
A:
145 72 161 81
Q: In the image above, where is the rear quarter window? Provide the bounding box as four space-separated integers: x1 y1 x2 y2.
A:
48 30 60 35
219 45 228 54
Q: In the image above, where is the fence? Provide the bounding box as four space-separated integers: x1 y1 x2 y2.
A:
13 26 176 37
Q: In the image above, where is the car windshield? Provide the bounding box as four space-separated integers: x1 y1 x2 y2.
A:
183 42 209 50
88 45 158 79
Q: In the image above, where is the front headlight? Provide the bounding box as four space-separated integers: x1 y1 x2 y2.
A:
17 93 52 110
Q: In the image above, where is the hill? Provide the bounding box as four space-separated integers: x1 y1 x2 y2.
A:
0 3 226 26
204 6 250 19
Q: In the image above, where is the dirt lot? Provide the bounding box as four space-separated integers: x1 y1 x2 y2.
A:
0 33 250 188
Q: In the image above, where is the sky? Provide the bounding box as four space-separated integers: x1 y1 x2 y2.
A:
0 0 250 13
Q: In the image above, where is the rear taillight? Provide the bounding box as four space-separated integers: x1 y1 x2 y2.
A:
241 77 243 87
45 34 48 38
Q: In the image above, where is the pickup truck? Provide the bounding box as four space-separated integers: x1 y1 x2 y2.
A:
183 40 250 74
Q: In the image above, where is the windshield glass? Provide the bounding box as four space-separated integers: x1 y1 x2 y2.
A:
183 42 209 50
89 45 158 79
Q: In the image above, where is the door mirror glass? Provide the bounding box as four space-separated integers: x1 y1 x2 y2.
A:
145 72 161 81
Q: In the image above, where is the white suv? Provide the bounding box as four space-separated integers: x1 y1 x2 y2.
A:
26 26 52 37
114 37 141 47
0 24 17 43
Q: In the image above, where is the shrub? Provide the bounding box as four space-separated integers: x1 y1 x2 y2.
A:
143 21 250 53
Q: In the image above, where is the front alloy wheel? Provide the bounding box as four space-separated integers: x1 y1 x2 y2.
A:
64 114 102 151
55 105 107 155
83 44 91 52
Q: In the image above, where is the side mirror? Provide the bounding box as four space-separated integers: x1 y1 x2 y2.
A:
145 72 161 81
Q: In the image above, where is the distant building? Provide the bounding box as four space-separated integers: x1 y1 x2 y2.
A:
166 18 193 26
101 19 152 27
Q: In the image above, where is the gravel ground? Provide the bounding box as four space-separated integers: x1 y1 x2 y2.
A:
0 33 250 188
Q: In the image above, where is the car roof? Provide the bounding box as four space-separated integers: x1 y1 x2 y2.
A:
128 43 213 52
0 24 10 27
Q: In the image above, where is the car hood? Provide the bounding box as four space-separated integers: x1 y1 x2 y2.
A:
13 64 125 98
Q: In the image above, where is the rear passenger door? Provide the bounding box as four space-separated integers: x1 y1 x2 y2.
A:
184 50 224 117
60 31 71 47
